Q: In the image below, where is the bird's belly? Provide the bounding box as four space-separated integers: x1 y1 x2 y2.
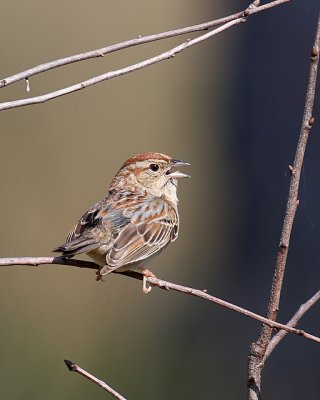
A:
87 245 111 266
88 242 169 271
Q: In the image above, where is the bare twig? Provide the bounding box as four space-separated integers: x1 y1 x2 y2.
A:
263 291 320 362
0 0 290 90
0 0 291 111
0 19 242 111
1 256 320 344
0 20 241 111
64 359 127 400
0 256 97 269
146 276 320 344
247 15 320 400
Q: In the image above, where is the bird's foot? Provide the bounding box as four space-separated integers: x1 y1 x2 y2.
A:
95 270 103 281
139 268 156 294
96 265 114 281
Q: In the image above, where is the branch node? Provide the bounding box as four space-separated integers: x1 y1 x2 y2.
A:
311 46 319 60
288 164 295 175
64 359 77 371
307 116 315 130
243 1 260 17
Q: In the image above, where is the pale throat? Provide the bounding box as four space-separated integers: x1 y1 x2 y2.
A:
142 175 178 206
113 168 179 206
161 179 178 206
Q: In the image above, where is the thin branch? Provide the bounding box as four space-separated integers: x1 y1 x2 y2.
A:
64 359 127 400
1 256 320 344
0 0 291 111
0 0 290 90
0 19 242 111
64 290 320 397
0 256 97 269
247 14 320 400
263 291 320 362
146 276 320 344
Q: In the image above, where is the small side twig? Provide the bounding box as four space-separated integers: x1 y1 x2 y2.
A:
1 256 320 344
64 359 127 400
263 290 320 361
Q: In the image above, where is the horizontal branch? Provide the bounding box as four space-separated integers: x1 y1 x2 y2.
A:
0 0 291 111
1 256 320 345
0 256 97 269
64 359 127 400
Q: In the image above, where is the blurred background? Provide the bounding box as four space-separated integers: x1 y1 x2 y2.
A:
1 1 320 399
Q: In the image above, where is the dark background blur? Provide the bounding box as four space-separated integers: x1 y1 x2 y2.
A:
1 1 320 399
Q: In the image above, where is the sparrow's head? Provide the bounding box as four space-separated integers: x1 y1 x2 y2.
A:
112 152 190 204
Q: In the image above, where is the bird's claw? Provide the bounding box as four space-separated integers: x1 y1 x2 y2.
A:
143 275 152 294
96 270 103 281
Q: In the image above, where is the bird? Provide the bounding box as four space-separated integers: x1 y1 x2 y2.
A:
54 152 190 293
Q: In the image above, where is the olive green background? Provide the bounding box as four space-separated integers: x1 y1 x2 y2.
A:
1 1 320 399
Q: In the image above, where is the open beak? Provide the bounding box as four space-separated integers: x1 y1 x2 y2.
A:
166 159 190 179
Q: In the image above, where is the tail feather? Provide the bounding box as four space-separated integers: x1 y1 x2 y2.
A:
53 238 100 257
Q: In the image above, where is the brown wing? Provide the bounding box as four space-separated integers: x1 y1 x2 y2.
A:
53 198 129 257
54 193 178 268
106 206 178 269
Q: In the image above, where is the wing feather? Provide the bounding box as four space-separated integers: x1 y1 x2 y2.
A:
107 205 178 268
53 197 129 257
54 192 179 269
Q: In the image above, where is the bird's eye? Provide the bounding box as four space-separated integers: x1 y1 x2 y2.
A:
149 163 159 172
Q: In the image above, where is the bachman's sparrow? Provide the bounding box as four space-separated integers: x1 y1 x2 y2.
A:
54 152 190 293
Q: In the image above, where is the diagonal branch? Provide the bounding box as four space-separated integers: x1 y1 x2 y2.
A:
64 359 127 400
263 290 320 362
63 296 320 399
0 0 291 111
0 19 241 111
247 14 320 400
0 0 290 89
1 256 320 344
0 19 242 111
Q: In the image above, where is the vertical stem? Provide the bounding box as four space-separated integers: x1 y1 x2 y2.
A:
247 14 320 400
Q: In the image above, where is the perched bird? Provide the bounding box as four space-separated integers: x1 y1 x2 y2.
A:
54 152 190 293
